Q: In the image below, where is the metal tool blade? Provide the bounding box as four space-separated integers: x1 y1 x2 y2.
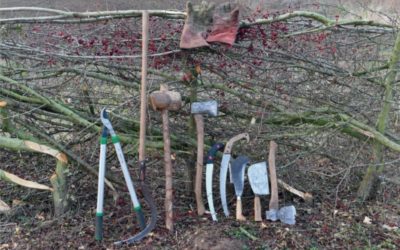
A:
219 153 231 217
248 162 269 196
231 155 250 197
206 163 217 221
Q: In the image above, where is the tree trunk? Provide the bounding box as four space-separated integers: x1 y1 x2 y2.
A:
357 30 400 201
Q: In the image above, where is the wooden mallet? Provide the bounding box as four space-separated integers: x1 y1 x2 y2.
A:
149 84 181 231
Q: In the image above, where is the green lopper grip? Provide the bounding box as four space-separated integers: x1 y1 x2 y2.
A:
134 206 146 230
95 212 103 241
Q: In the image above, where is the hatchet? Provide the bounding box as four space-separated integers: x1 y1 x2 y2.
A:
248 162 269 222
266 141 296 225
191 100 218 216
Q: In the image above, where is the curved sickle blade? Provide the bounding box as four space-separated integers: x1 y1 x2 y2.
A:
219 154 231 217
206 163 217 221
114 181 158 245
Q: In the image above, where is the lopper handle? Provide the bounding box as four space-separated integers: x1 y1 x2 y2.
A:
95 214 103 241
254 196 262 222
236 197 246 221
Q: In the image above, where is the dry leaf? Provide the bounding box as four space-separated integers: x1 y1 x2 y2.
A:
363 216 372 224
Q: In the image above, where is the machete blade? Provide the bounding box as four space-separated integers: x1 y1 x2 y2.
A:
231 155 250 197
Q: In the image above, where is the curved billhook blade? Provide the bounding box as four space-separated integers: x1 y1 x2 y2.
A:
100 108 116 135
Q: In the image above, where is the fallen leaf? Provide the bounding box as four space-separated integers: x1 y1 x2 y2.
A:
363 216 372 224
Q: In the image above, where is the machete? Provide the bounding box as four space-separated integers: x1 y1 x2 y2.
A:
219 133 249 217
231 155 250 221
205 142 224 221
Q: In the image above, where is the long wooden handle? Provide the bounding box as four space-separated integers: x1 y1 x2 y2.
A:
254 196 262 222
194 114 205 216
162 107 174 231
138 10 149 164
236 197 246 221
268 141 279 211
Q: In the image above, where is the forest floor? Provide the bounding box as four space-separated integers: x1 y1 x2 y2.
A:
0 149 399 250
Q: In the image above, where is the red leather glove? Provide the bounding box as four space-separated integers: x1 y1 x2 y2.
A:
179 2 215 49
206 3 240 46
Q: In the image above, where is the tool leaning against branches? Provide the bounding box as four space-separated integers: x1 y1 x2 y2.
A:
96 108 145 241
95 11 157 245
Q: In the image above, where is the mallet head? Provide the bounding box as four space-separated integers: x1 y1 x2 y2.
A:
191 100 218 117
149 90 182 111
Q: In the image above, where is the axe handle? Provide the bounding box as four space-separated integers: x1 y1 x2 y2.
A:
236 197 246 221
268 141 279 211
194 114 205 216
254 196 262 222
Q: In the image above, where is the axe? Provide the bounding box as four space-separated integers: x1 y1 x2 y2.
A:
266 141 296 225
191 100 218 216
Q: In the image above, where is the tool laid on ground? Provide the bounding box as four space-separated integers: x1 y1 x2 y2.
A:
266 141 296 225
149 84 182 231
220 133 249 217
248 162 269 222
191 100 218 216
114 11 157 245
205 142 224 221
231 155 250 221
96 108 146 242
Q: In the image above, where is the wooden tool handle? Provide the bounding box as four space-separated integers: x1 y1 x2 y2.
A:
254 196 262 222
194 114 205 216
224 133 250 154
268 141 279 211
162 107 173 231
138 10 149 163
236 197 246 221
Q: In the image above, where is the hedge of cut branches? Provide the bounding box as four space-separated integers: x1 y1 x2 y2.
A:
0 5 399 201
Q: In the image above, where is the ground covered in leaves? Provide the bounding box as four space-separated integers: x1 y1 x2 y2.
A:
0 149 399 250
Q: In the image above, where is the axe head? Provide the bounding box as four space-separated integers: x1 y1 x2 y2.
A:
266 205 296 225
191 100 218 117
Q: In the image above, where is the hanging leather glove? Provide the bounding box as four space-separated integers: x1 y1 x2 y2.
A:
206 3 240 46
179 2 215 49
